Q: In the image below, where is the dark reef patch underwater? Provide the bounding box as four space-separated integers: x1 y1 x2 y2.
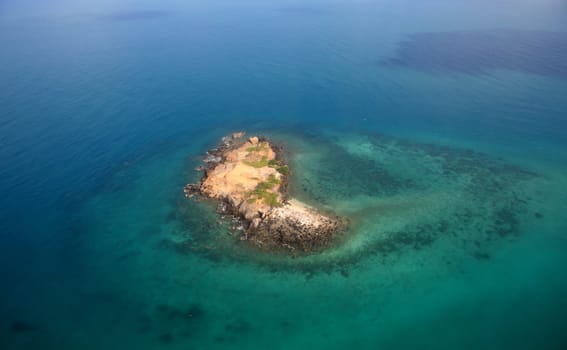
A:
383 30 567 79
2 0 567 347
2 125 563 349
163 129 541 274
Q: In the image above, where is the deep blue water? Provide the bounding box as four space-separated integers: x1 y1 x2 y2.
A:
1 0 567 349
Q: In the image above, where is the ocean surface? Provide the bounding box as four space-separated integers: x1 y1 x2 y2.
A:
1 0 567 349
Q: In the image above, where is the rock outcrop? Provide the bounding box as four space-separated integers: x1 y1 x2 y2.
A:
184 132 346 252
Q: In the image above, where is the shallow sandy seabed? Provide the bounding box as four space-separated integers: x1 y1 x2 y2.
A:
167 129 543 273
11 128 562 350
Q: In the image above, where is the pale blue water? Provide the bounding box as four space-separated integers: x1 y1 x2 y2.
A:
1 0 567 349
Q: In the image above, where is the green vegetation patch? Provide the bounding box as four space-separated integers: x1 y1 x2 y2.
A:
266 174 281 186
245 174 282 207
276 165 289 175
258 191 280 207
244 156 269 168
246 144 267 153
266 159 289 175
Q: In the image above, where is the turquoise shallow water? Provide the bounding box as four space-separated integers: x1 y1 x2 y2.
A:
1 0 567 349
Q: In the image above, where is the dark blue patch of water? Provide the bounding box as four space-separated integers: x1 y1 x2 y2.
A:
383 30 567 79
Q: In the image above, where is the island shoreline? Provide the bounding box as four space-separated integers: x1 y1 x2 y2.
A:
184 132 347 253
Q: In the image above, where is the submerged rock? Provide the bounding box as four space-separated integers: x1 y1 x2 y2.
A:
186 132 346 252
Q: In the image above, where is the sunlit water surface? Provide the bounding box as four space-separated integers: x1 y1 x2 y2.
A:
1 0 567 349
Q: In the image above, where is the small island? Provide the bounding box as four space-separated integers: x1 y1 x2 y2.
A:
184 132 346 252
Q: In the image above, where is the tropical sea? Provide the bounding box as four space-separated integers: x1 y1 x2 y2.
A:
1 0 567 349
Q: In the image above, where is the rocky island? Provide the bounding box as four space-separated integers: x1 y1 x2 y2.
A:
184 132 346 252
